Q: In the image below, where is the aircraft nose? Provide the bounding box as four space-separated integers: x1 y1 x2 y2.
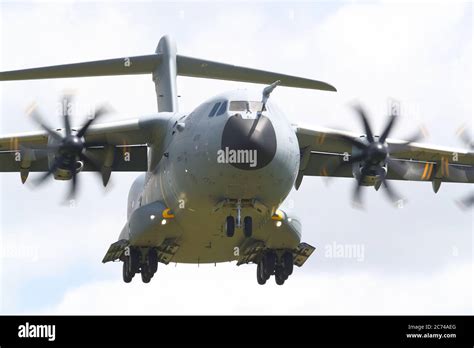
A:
220 113 277 170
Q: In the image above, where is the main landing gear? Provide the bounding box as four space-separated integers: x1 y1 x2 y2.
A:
225 199 253 238
122 247 159 283
256 250 294 286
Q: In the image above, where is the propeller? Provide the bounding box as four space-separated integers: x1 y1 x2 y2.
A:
455 124 473 209
456 194 474 210
326 104 425 208
24 94 112 200
456 124 473 150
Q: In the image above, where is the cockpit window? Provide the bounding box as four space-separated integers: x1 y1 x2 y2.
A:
229 101 247 112
216 101 228 116
229 101 264 113
208 102 221 117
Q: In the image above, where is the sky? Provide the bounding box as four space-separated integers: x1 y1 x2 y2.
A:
0 0 472 314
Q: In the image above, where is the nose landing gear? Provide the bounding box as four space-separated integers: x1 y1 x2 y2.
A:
215 198 266 238
243 216 252 238
224 215 253 238
225 216 235 237
224 200 253 238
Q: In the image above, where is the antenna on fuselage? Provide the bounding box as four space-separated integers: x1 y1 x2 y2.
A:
258 80 280 117
248 80 281 137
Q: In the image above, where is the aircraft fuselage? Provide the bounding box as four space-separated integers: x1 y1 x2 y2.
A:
123 89 301 263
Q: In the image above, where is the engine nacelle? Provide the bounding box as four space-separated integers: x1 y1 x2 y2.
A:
265 209 302 249
352 163 388 186
53 161 84 181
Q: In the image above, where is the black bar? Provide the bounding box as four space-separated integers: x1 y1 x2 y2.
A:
0 315 473 346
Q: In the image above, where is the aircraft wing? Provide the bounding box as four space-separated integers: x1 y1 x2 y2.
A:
0 115 170 176
294 125 474 191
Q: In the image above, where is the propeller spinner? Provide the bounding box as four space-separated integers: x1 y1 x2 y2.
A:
327 104 426 208
24 95 112 200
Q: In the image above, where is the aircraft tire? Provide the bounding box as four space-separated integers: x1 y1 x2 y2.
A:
263 251 276 277
148 248 158 274
274 265 286 285
122 259 133 283
130 248 140 274
256 262 266 285
141 265 152 283
225 216 235 237
243 216 252 237
282 251 294 276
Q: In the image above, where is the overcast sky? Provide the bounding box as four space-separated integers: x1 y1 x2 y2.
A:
0 0 472 314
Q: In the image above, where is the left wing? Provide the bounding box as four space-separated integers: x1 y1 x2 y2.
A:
295 125 474 191
0 114 170 181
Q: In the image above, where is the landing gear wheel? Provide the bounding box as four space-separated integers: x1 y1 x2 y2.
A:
256 262 266 285
122 258 133 283
225 216 235 237
263 251 276 277
275 265 286 285
147 248 158 274
282 251 294 276
275 275 285 285
141 264 152 283
130 248 140 274
243 216 252 238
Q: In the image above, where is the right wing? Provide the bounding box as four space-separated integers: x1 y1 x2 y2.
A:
295 125 474 189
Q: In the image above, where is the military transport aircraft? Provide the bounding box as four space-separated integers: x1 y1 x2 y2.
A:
0 36 472 285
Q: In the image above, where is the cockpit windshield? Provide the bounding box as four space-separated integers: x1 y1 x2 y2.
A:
229 101 264 113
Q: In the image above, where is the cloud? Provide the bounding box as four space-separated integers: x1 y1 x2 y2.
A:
39 261 472 315
0 1 472 314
